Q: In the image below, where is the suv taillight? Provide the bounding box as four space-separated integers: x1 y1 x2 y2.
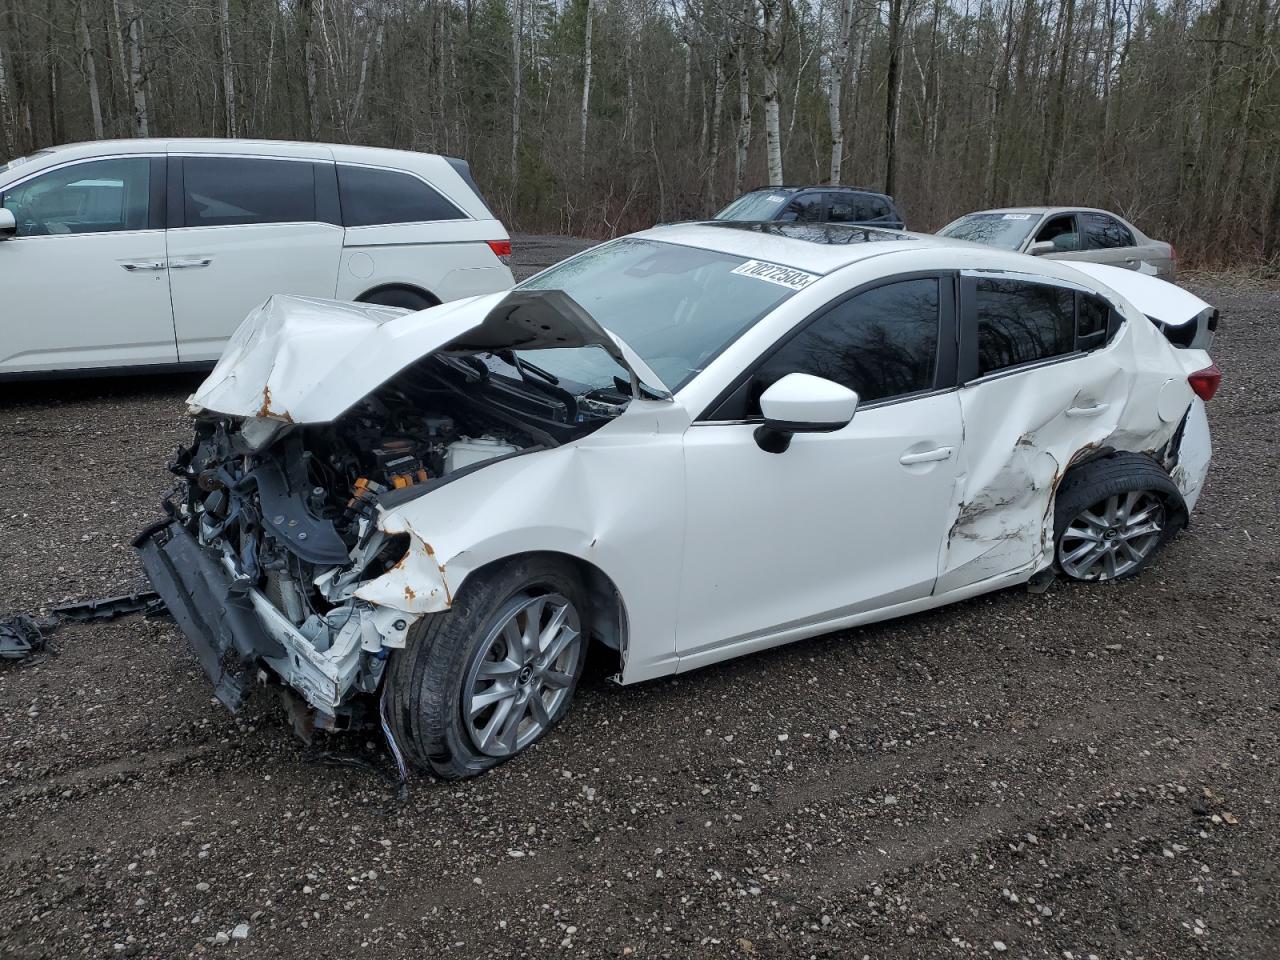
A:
1188 362 1221 401
487 239 512 263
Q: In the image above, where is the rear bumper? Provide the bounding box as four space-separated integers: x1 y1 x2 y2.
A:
1172 397 1212 513
134 520 284 711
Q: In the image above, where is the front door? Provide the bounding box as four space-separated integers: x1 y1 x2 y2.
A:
0 156 176 375
166 155 345 363
675 275 962 663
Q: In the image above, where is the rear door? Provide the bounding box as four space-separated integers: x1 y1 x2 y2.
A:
941 272 1127 592
0 154 176 374
166 151 344 363
1080 212 1142 271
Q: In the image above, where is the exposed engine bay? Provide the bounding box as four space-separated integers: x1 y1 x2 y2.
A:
150 347 633 730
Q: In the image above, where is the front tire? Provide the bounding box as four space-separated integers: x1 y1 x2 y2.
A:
1053 454 1187 582
384 556 588 780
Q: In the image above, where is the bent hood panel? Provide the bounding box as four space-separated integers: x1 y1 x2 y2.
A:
189 290 664 423
1066 262 1210 327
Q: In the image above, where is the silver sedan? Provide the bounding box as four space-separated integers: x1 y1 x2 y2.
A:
937 207 1176 279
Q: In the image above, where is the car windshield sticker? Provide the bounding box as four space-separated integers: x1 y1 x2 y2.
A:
730 260 821 290
766 195 786 203
1002 213 1033 220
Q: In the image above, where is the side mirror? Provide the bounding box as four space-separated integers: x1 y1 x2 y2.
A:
0 207 15 240
754 372 858 454
1027 240 1055 256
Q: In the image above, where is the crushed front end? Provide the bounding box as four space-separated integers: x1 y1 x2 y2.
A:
135 292 643 734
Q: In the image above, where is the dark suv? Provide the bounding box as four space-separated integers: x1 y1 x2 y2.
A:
714 186 905 229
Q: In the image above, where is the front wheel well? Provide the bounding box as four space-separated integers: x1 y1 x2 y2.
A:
455 551 628 679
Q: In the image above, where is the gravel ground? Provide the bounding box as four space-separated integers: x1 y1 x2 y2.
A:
0 247 1277 959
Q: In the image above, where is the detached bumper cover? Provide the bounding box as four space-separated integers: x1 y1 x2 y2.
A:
134 520 284 711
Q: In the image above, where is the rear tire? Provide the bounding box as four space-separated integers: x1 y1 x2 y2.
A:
384 556 588 780
359 287 438 311
1053 454 1187 583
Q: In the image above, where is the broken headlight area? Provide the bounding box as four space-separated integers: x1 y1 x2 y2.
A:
138 350 630 732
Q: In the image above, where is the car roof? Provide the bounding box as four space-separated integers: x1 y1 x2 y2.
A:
18 138 465 164
742 184 890 197
956 206 1128 219
631 221 947 274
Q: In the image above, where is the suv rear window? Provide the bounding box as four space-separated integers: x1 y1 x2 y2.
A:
338 164 466 226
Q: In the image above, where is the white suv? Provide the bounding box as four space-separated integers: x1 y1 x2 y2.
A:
0 139 515 378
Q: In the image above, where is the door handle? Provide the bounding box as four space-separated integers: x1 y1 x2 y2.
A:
121 260 166 272
169 257 213 269
1066 403 1110 418
899 446 954 465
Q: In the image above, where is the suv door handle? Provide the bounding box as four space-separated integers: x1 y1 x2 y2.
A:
899 446 954 465
121 260 166 272
1066 402 1110 417
169 257 213 269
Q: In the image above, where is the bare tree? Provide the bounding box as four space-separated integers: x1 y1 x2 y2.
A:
77 0 104 139
219 0 237 136
760 0 784 185
579 0 594 181
826 0 853 183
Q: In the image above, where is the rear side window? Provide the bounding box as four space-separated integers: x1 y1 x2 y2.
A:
749 278 940 408
1083 213 1135 249
182 157 315 227
338 164 465 226
975 278 1074 376
826 193 893 223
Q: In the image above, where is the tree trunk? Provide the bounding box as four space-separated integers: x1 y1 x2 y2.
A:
734 34 752 193
510 0 523 179
0 36 14 157
78 1 104 139
351 7 383 130
218 0 236 136
827 0 853 183
299 0 319 139
126 0 148 136
109 0 129 135
708 50 726 209
578 0 594 181
760 0 784 186
883 0 903 195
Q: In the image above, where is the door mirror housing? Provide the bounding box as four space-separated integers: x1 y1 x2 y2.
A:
754 373 859 454
1027 239 1055 256
0 207 15 240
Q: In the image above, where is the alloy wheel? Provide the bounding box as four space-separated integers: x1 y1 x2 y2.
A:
462 592 583 758
1058 490 1166 581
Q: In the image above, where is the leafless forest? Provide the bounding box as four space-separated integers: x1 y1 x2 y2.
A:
0 0 1277 261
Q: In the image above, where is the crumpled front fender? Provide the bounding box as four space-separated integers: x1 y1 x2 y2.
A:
352 516 455 614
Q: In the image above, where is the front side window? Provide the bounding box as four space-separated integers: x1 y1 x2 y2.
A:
743 278 941 412
182 157 315 227
975 278 1075 376
1034 214 1080 251
517 238 802 392
338 164 465 226
1 158 149 236
1083 213 1135 249
778 193 825 223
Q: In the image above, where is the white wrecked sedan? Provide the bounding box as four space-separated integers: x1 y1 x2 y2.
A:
136 222 1221 779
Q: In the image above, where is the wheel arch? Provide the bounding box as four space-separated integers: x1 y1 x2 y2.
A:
455 550 630 679
355 282 441 307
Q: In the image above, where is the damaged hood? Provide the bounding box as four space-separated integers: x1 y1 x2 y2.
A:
1065 262 1212 328
189 290 668 423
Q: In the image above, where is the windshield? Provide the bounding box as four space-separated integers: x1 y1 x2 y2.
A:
517 238 806 392
714 190 796 221
938 212 1039 250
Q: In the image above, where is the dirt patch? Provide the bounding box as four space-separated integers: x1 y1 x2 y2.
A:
0 269 1276 959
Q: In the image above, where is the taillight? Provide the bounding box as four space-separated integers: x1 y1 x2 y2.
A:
1188 362 1221 401
487 239 512 260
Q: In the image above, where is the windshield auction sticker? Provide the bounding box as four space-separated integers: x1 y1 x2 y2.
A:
731 260 821 290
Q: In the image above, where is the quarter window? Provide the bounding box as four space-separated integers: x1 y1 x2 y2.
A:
1083 213 1135 249
747 278 941 411
975 278 1075 376
337 164 465 226
182 157 315 227
0 158 150 236
1077 294 1109 349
